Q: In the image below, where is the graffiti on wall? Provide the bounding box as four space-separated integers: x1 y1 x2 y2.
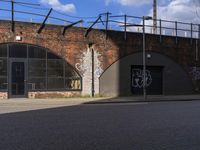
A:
75 48 103 95
190 67 200 80
95 68 103 77
132 69 152 88
75 63 88 75
75 49 103 77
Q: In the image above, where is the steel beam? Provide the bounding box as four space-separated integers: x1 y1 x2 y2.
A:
37 8 52 34
62 20 83 36
11 0 14 32
85 16 101 37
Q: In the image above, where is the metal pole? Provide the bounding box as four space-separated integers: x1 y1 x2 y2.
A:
191 23 193 44
37 8 53 34
11 0 14 32
198 24 200 39
143 16 147 100
159 19 162 43
124 14 127 40
105 12 110 39
91 47 94 97
175 21 178 44
85 16 102 37
153 0 157 34
196 39 198 61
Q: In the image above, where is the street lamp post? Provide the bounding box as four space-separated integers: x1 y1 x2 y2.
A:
121 16 152 100
142 16 152 100
142 16 147 100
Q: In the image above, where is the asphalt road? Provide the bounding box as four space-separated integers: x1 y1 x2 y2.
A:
1 101 200 150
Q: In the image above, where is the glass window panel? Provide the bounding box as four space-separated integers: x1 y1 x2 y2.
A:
0 44 7 58
47 78 64 89
65 78 81 90
0 59 7 77
47 52 61 59
65 65 80 78
28 78 46 90
47 60 64 77
29 59 46 77
9 44 27 58
0 77 7 90
29 46 46 58
65 63 81 90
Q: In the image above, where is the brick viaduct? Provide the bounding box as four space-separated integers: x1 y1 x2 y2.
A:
0 20 199 98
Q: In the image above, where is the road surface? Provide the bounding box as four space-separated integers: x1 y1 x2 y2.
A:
0 100 200 150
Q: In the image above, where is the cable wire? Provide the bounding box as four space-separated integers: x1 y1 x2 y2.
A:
0 0 40 6
0 8 72 23
15 3 98 19
53 10 97 19
15 3 49 11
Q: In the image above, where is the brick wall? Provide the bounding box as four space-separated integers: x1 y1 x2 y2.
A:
28 91 81 99
0 92 8 99
0 20 199 98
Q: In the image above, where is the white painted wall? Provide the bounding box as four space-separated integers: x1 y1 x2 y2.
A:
75 47 103 96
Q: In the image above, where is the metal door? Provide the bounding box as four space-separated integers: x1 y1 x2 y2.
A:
131 66 163 95
9 59 27 98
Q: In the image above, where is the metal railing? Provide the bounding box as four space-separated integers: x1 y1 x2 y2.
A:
108 15 200 39
0 3 199 40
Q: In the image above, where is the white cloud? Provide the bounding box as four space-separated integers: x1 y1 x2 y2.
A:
105 0 200 23
143 0 200 36
40 0 76 13
105 0 152 6
117 0 200 37
156 0 198 22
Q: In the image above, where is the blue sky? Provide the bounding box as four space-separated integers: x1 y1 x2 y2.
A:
0 0 199 26
39 0 200 22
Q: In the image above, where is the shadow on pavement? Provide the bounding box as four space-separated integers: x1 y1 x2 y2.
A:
1 100 200 150
84 95 200 104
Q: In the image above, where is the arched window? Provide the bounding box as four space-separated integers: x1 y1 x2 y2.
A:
0 44 7 90
0 43 81 91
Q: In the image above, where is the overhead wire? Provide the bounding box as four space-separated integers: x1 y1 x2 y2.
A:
0 0 103 21
0 0 11 2
0 0 40 6
15 3 49 11
53 10 98 19
0 8 72 23
10 1 99 21
0 0 75 24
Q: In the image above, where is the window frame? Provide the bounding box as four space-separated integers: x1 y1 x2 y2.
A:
0 43 82 92
0 44 8 92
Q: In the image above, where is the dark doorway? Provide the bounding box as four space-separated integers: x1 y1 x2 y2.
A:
10 61 27 98
131 66 163 95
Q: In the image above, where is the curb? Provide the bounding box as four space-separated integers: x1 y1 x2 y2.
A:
84 98 200 104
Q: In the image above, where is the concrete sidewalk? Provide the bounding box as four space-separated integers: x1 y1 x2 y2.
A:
0 97 105 114
0 95 200 114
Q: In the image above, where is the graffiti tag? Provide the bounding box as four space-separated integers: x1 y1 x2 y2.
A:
132 69 152 88
190 67 200 80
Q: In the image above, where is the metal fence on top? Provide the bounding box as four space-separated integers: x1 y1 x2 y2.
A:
0 0 199 40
